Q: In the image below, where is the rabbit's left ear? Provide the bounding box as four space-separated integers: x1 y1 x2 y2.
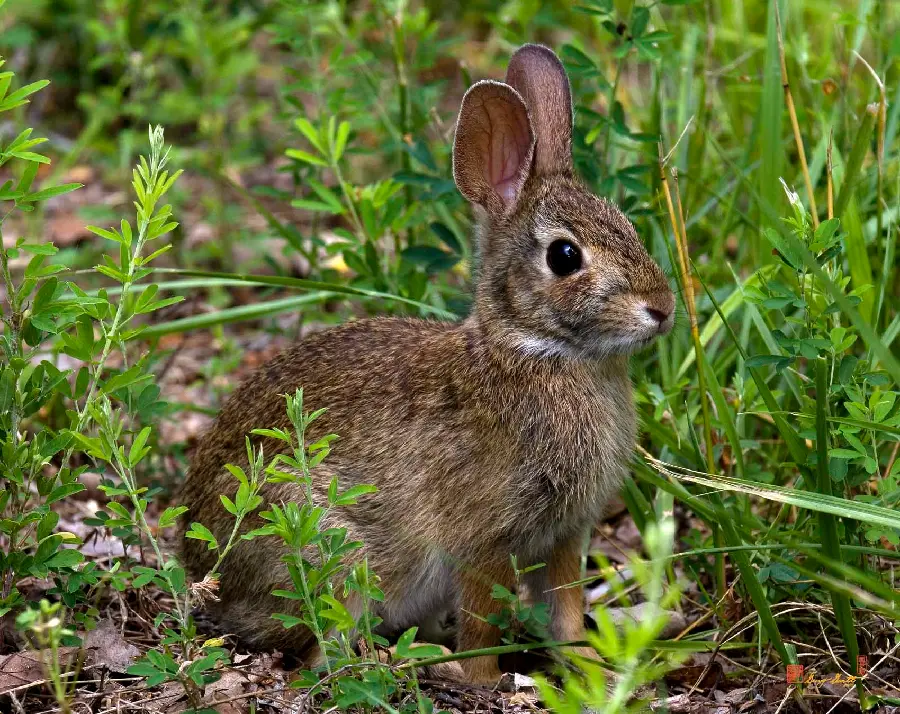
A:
505 44 573 177
453 80 534 214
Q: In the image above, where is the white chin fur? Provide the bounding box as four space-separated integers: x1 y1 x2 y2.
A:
513 332 654 360
514 335 575 359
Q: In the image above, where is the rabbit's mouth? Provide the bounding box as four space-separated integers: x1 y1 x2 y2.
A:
535 327 665 360
592 330 663 357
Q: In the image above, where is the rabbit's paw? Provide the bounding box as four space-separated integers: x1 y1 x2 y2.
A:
460 656 509 689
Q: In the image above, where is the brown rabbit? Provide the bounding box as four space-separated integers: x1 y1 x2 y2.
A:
179 44 674 685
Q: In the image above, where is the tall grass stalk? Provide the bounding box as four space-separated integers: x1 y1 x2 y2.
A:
813 359 862 696
774 3 818 227
658 146 725 603
826 132 834 220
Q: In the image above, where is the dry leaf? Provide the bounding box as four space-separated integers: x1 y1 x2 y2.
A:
0 647 80 695
84 618 140 674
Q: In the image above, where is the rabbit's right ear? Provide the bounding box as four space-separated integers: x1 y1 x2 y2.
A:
453 80 534 215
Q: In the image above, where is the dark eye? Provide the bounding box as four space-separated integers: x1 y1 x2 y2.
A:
546 239 582 276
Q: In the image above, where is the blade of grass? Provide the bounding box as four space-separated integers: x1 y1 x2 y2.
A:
699 347 745 477
842 197 875 323
85 277 260 297
772 556 898 618
621 478 652 535
675 265 779 379
641 416 697 463
217 173 313 262
833 106 877 321
150 268 456 319
854 53 886 324
641 453 900 531
758 0 786 255
667 542 900 563
871 171 897 335
833 108 875 217
790 548 900 608
813 358 862 686
141 293 334 336
740 413 900 438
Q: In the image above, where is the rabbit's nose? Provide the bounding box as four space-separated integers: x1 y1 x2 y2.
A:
642 291 675 332
645 306 670 324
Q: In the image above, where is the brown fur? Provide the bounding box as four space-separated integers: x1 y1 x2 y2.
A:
178 44 674 685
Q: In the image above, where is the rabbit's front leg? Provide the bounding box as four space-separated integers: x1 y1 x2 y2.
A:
455 560 515 685
528 532 598 661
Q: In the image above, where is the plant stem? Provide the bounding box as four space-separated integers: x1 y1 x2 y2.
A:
0 224 25 600
659 149 726 606
391 3 412 254
775 3 818 227
826 131 834 220
813 358 862 697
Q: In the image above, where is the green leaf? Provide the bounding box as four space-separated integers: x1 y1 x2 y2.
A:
291 198 340 214
158 506 188 529
24 182 82 203
132 567 158 588
44 549 84 568
395 627 444 659
220 495 238 516
19 242 58 255
762 227 803 270
46 483 86 506
15 161 39 194
102 365 152 396
10 151 50 164
745 354 793 369
654 460 900 531
129 426 152 467
0 369 14 414
333 121 351 161
332 484 377 506
146 268 456 319
318 594 356 631
286 149 327 167
4 79 49 105
307 178 344 214
86 225 122 243
401 245 458 274
430 222 462 254
293 117 326 154
185 523 218 549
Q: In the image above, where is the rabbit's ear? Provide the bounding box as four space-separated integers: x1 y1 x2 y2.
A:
505 44 573 176
453 80 534 214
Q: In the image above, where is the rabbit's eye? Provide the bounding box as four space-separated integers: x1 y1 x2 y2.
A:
546 239 582 276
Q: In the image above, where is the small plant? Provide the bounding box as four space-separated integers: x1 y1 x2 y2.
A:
186 388 445 710
16 599 81 713
486 557 551 644
0 51 84 620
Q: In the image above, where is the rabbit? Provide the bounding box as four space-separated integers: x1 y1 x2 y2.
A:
178 43 675 685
